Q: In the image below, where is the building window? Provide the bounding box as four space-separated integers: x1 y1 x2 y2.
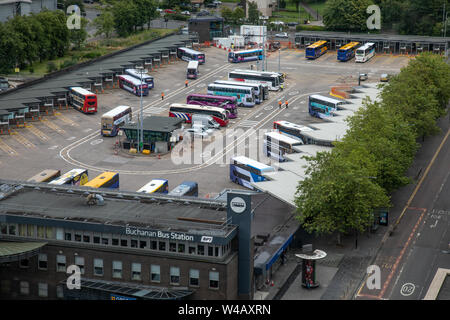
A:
169 242 177 252
74 234 82 242
75 256 85 275
56 228 64 240
37 226 45 238
198 245 205 255
27 225 34 237
0 224 7 234
8 224 16 235
178 243 185 253
150 240 157 250
112 261 122 279
159 241 166 251
65 232 72 241
102 237 109 245
56 285 64 299
132 263 142 281
209 271 219 289
20 281 29 295
46 227 53 239
93 236 100 244
19 258 29 268
189 246 196 255
139 240 147 249
56 255 66 272
151 265 160 282
38 283 48 297
215 247 219 257
19 224 27 237
112 238 119 246
94 259 104 276
208 246 214 256
0 280 10 294
38 254 48 270
120 239 128 247
131 239 138 248
83 235 90 243
170 267 180 285
189 269 199 287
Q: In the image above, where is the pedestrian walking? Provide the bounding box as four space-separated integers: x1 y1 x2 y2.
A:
161 92 164 100
185 80 188 88
285 100 289 109
280 83 284 91
278 101 282 109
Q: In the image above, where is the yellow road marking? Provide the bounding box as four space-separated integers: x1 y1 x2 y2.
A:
10 131 36 149
0 138 18 156
56 114 79 127
27 125 50 141
42 119 66 134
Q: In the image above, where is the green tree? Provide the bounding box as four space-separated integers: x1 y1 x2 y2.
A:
34 10 70 59
69 17 89 49
247 1 261 25
111 0 138 37
290 0 302 12
323 0 374 32
295 149 390 244
221 7 234 24
93 10 115 39
136 0 157 30
232 7 245 25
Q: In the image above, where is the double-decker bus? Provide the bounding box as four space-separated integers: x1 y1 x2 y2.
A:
229 70 279 92
207 83 255 107
137 179 169 194
84 172 119 189
186 94 238 119
187 61 199 79
308 94 344 119
27 169 61 183
101 105 132 137
230 156 275 190
177 47 205 64
168 181 198 197
118 75 149 96
264 131 302 162
169 103 229 127
213 80 263 104
48 169 88 186
68 87 97 114
273 120 315 144
355 42 376 63
228 49 263 63
305 40 328 59
337 42 360 62
125 69 154 89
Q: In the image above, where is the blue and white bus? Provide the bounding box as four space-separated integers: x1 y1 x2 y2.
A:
207 83 255 107
355 42 376 63
213 80 263 104
228 49 263 63
118 75 149 96
137 179 169 194
230 156 275 190
230 70 280 91
273 120 315 144
337 42 360 62
308 94 344 119
305 40 328 59
177 47 205 64
168 181 198 197
125 69 154 89
263 131 302 162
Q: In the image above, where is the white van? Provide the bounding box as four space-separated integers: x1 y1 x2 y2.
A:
192 114 220 129
187 60 199 79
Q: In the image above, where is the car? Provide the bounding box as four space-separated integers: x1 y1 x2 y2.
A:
206 3 217 8
156 8 163 12
359 73 368 81
275 32 289 38
287 22 299 27
272 21 285 25
380 73 391 82
181 10 190 15
197 10 210 16
164 9 176 14
213 0 222 5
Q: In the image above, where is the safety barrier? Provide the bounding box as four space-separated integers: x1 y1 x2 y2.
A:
330 86 352 99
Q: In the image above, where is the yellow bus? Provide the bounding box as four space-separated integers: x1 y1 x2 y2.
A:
48 169 88 186
337 42 360 61
84 172 119 189
305 40 328 59
27 169 61 183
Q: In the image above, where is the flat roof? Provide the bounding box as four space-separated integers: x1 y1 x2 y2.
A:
122 116 183 133
252 171 303 207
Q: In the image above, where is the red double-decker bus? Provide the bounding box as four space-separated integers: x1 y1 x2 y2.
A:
68 87 97 114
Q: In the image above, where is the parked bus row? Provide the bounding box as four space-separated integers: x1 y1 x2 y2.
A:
305 40 376 63
27 170 199 197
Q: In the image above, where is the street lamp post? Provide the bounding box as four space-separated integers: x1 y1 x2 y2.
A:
278 48 281 73
136 66 145 153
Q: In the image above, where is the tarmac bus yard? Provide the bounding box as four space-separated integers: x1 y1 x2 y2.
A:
0 39 411 198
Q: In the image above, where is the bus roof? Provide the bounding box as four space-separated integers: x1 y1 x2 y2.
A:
118 75 146 85
214 80 260 88
232 48 263 54
307 40 327 48
137 179 168 193
188 61 199 69
168 181 198 196
310 94 344 105
27 169 60 183
265 131 304 145
357 42 376 50
179 47 203 55
102 105 131 118
187 94 237 102
170 103 226 113
84 172 118 188
49 169 86 184
125 69 154 79
69 87 95 96
339 42 360 50
232 69 280 77
208 83 252 92
274 120 315 132
231 156 275 172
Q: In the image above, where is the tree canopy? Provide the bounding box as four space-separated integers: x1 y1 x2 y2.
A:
323 0 375 32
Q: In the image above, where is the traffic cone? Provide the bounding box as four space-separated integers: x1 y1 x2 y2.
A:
270 281 274 287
